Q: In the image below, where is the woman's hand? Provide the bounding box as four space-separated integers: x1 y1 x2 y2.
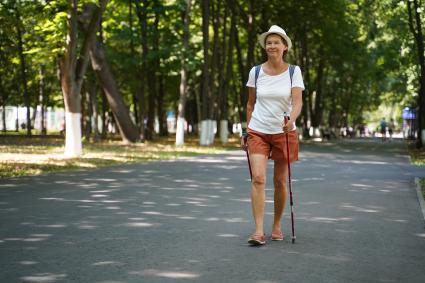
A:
240 134 248 151
283 121 295 133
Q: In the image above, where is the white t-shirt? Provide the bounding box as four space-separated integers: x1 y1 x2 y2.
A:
246 64 305 134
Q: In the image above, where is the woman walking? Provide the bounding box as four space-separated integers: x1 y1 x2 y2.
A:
242 25 304 246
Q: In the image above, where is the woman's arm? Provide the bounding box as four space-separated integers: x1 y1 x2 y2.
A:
246 87 256 126
241 87 256 150
283 87 303 132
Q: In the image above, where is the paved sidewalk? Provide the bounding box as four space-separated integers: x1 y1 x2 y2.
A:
1 139 424 283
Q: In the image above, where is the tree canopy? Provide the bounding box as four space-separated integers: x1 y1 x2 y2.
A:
0 0 423 148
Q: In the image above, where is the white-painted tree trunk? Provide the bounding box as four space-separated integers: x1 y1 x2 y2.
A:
175 117 185 146
220 120 228 144
309 126 321 138
64 112 82 157
200 119 216 145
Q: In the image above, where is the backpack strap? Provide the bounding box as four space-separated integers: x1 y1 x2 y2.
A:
256 64 296 88
254 65 261 89
289 64 296 87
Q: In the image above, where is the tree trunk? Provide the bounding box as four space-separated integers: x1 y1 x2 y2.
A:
136 0 156 140
134 1 147 141
59 0 108 156
15 106 19 132
311 56 324 131
219 5 233 144
407 0 425 148
152 4 166 137
90 40 140 143
82 81 92 140
210 1 222 121
157 73 167 136
200 0 214 145
83 75 99 141
136 85 145 141
299 30 310 137
176 0 192 146
101 89 107 138
246 0 256 69
129 0 139 127
39 66 47 135
60 0 81 156
233 21 247 125
0 75 6 132
31 94 39 132
89 79 100 142
1 105 5 132
15 1 31 136
201 0 211 121
0 46 5 132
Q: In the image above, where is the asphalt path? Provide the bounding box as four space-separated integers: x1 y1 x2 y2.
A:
1 138 425 283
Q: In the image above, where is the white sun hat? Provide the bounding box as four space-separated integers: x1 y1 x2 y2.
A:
258 25 292 50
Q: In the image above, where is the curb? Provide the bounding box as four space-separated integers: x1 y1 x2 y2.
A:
414 177 425 228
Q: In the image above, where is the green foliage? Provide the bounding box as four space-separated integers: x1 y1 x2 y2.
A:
0 0 421 135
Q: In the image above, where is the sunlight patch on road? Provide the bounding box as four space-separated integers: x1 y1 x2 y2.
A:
19 261 38 265
101 200 122 203
224 217 248 223
301 217 353 224
130 269 200 279
336 160 389 165
217 234 239 237
39 197 65 201
230 198 250 203
141 211 162 215
105 206 121 210
91 194 109 198
122 222 154 228
92 261 124 266
351 183 374 188
205 217 219 221
340 203 381 213
20 273 67 283
36 224 67 228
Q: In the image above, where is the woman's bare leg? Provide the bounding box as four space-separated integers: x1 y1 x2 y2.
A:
272 159 288 233
249 154 268 235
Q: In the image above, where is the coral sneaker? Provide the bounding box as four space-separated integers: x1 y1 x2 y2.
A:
248 233 266 246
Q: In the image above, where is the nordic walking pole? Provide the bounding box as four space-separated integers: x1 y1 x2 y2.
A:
243 135 253 181
284 114 296 244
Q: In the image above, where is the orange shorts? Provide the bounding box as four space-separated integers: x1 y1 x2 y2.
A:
247 128 299 162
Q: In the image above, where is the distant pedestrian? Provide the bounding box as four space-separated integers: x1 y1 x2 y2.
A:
60 119 66 136
241 25 304 246
388 118 395 141
380 118 387 142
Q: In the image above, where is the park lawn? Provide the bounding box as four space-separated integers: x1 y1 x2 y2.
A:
420 178 425 200
410 146 425 166
408 143 425 200
0 135 240 178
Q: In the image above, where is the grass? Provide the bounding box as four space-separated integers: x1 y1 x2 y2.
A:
408 142 425 166
407 141 425 201
0 135 241 178
420 179 425 200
